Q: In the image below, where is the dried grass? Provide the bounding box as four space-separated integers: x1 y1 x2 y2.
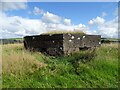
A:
2 44 46 75
42 30 86 35
102 43 118 49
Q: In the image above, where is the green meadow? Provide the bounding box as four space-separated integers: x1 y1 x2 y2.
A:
2 43 118 88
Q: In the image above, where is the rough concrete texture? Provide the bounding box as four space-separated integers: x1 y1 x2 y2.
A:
24 34 101 56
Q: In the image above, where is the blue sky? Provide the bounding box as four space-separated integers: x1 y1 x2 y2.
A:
6 2 117 24
0 2 118 38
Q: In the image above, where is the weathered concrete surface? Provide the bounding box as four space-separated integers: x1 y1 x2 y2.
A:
24 34 101 56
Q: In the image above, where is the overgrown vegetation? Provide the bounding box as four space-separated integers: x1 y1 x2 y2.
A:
42 30 86 35
2 43 118 88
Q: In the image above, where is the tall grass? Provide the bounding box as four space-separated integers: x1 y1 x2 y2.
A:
2 44 46 75
2 43 118 88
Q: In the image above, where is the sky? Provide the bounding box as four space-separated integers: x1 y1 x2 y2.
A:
0 1 118 38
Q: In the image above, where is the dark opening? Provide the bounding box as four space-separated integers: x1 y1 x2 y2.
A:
79 47 90 50
40 48 47 52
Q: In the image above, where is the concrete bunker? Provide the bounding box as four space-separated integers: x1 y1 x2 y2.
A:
24 33 101 56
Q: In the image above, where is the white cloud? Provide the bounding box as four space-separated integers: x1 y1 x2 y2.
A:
74 24 88 31
0 2 27 11
42 12 61 24
48 24 73 31
97 17 118 38
87 17 118 38
0 11 88 38
88 16 105 25
0 12 47 38
33 7 44 15
63 19 71 25
1 7 117 39
46 23 88 33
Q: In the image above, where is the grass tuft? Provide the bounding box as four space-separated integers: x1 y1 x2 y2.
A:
42 30 86 35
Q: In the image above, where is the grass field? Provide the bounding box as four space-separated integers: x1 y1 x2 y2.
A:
1 43 118 88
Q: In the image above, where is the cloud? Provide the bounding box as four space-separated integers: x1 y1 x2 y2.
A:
0 10 118 39
0 11 88 38
74 24 88 31
88 16 105 25
42 12 62 24
0 2 27 11
1 5 117 39
0 12 47 38
97 17 118 38
46 23 88 33
33 7 44 15
63 19 71 25
47 24 73 31
87 17 118 38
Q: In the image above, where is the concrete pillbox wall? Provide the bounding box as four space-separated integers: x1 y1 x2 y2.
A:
24 34 101 56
